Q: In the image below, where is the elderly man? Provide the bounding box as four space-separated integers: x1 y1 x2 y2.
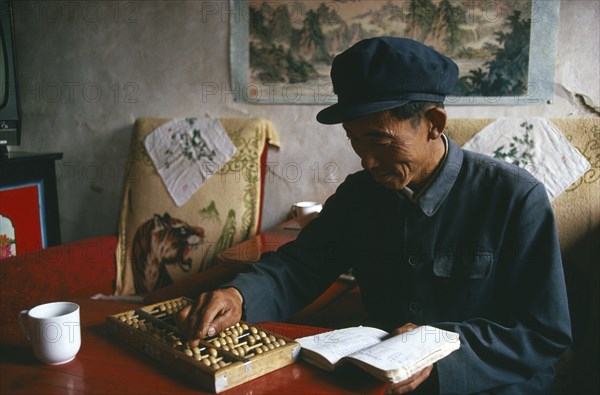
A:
178 37 571 394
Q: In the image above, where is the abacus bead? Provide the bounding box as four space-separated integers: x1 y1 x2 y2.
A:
231 348 239 356
268 335 276 342
208 348 218 357
259 331 267 338
241 323 249 331
249 327 258 335
219 331 227 338
209 356 218 364
203 358 211 366
225 336 233 344
261 345 269 352
242 344 250 353
237 347 246 357
159 304 166 312
222 345 230 351
218 361 227 367
194 354 202 361
119 315 127 322
263 337 271 344
184 349 193 357
193 347 201 355
255 347 263 354
268 343 275 350
248 336 256 346
278 339 286 346
254 334 261 341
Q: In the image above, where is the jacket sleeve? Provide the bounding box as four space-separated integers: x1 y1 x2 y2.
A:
222 175 360 323
434 182 572 394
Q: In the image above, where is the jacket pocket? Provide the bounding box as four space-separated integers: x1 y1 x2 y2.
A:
433 253 494 279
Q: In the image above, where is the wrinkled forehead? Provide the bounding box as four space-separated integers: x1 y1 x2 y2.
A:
342 110 414 137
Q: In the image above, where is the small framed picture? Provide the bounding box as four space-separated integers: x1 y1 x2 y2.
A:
0 181 47 258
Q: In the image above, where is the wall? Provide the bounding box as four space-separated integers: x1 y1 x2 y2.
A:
10 0 600 243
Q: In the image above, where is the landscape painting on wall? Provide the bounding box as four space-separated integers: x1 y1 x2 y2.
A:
230 0 559 105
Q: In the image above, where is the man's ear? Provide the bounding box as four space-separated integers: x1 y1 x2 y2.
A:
425 107 447 140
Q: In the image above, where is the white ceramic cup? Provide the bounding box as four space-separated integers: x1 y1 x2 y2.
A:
18 301 81 365
290 201 322 228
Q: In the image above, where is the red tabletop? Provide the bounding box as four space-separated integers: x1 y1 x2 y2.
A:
0 298 386 395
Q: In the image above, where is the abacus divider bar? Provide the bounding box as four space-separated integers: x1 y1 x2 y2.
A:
210 344 249 364
135 308 182 338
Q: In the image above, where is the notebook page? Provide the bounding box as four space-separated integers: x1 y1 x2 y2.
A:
297 326 388 366
347 326 460 378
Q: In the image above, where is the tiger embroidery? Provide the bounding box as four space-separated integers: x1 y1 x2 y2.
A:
132 213 204 294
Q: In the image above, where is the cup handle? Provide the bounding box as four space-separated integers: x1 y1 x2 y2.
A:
290 205 297 218
18 310 31 341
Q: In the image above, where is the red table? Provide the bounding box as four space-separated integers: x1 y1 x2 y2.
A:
0 298 386 394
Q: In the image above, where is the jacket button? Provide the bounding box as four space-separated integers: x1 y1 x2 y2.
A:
409 301 421 313
408 255 420 267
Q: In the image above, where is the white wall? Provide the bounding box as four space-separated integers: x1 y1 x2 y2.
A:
11 0 599 243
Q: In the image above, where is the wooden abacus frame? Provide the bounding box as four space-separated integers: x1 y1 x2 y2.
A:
106 297 300 393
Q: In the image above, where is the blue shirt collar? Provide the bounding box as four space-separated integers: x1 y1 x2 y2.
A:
401 136 463 217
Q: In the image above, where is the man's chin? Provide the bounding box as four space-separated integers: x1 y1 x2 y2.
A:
372 175 406 190
381 182 405 190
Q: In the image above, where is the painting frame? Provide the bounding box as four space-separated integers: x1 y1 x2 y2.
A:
230 0 560 105
0 181 47 258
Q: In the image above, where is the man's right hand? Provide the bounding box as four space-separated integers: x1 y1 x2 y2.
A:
175 287 244 348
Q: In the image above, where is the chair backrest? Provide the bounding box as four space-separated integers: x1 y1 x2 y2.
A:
114 117 280 296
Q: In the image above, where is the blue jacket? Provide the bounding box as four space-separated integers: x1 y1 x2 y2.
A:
225 137 572 394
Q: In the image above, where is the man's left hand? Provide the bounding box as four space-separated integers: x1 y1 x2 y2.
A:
384 323 434 394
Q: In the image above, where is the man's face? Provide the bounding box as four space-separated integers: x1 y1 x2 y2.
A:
342 110 433 191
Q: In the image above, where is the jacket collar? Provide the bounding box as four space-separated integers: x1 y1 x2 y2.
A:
401 136 463 217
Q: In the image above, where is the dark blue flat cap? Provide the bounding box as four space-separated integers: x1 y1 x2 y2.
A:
317 37 458 125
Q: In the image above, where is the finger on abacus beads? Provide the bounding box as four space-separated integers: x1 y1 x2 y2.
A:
198 322 291 362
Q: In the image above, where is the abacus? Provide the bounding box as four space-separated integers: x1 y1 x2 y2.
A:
106 297 300 393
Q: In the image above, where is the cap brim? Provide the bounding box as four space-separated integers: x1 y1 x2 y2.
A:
316 100 411 125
